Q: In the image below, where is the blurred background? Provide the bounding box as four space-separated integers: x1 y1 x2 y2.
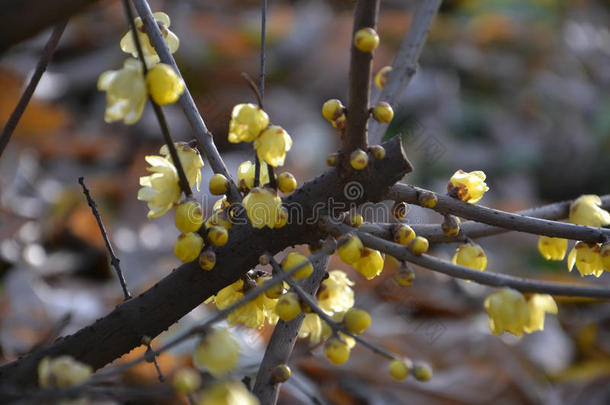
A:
0 0 609 403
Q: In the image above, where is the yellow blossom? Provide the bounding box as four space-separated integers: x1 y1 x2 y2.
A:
210 279 278 329
447 169 489 203
484 288 530 337
160 142 204 190
524 294 557 333
298 313 325 343
317 270 354 314
196 381 259 405
228 103 269 143
38 356 93 388
146 63 184 105
213 196 230 212
452 243 487 271
137 155 181 218
254 125 293 167
537 236 568 261
97 58 147 124
601 243 610 270
569 195 610 227
353 248 384 279
120 12 179 65
193 328 240 377
242 187 283 229
567 242 604 277
237 160 270 190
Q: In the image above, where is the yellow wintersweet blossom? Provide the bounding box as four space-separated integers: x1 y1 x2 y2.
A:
447 169 489 204
193 328 240 377
452 243 487 271
298 313 333 344
237 160 270 190
353 248 384 279
197 381 260 405
569 195 610 227
524 294 557 333
242 187 283 229
254 125 293 167
160 142 204 190
228 103 269 143
97 58 146 125
567 241 604 277
210 279 278 329
537 236 568 260
146 63 185 105
120 12 179 65
137 155 181 218
484 288 530 337
317 270 355 314
38 356 93 388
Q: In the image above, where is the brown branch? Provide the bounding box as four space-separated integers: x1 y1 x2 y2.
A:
343 0 381 154
0 21 67 159
252 254 330 405
388 184 610 243
369 0 442 144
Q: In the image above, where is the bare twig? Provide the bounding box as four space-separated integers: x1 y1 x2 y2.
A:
0 21 67 159
369 0 442 144
259 0 267 100
143 338 165 383
388 184 610 243
78 177 131 300
131 0 241 202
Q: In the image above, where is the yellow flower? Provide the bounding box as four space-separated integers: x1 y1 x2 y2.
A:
242 187 283 229
447 170 489 204
174 232 203 263
237 160 270 190
567 242 604 277
298 313 324 344
137 155 181 218
38 356 93 388
97 58 147 125
228 103 269 143
484 288 530 337
281 252 313 279
317 270 354 314
146 63 185 105
196 381 259 405
213 196 230 212
524 294 557 333
537 236 568 261
452 243 487 271
353 248 384 279
193 328 240 377
210 279 278 329
120 12 179 65
160 142 204 190
569 195 610 227
254 125 293 167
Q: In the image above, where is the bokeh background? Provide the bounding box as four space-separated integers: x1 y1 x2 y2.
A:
1 0 609 404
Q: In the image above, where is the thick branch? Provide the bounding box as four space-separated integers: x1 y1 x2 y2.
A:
388 184 610 243
343 0 380 153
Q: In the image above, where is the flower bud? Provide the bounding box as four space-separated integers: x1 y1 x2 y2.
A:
322 99 345 121
370 145 386 160
418 191 437 208
441 215 460 237
209 173 229 195
278 172 297 194
354 27 380 52
208 226 229 247
350 149 368 170
271 364 292 383
326 153 340 167
146 63 185 105
337 234 364 265
174 233 203 263
343 308 371 334
375 66 392 89
372 102 394 123
275 292 301 321
175 200 204 234
412 362 432 382
408 236 429 255
324 337 351 365
281 252 313 279
199 249 216 271
393 224 416 245
389 358 412 380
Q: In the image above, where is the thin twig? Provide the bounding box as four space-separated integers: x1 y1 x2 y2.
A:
131 0 241 202
0 20 68 159
144 339 165 383
259 0 267 100
369 0 442 144
78 177 131 300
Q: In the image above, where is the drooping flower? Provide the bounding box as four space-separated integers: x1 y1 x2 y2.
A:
447 170 489 204
569 195 610 227
146 63 185 105
353 248 384 279
452 243 487 271
317 270 354 314
196 381 259 405
137 155 181 218
298 313 324 344
97 58 147 125
228 104 269 143
237 160 269 190
160 142 204 190
484 288 530 337
567 241 604 277
524 294 557 333
120 12 179 65
537 236 568 261
253 125 293 167
193 328 240 377
241 187 283 229
38 356 93 388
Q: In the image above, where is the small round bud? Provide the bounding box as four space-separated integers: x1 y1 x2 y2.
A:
393 224 416 245
276 207 288 228
408 236 429 255
412 362 432 382
259 254 270 266
372 102 394 123
394 264 415 286
275 292 301 321
389 358 412 380
271 364 291 383
199 249 216 271
207 226 229 247
350 149 368 170
337 234 364 265
343 308 371 334
175 200 204 234
326 153 340 167
332 114 347 130
354 27 380 52
146 63 185 105
206 210 233 230
418 191 437 208
600 243 610 270
348 213 364 228
173 368 201 394
322 99 345 121
278 172 297 194
209 173 229 195
261 276 285 299
375 66 392 89
174 233 203 263
324 337 351 365
442 215 461 237
392 202 408 220
141 336 152 345
281 252 313 279
370 145 386 160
